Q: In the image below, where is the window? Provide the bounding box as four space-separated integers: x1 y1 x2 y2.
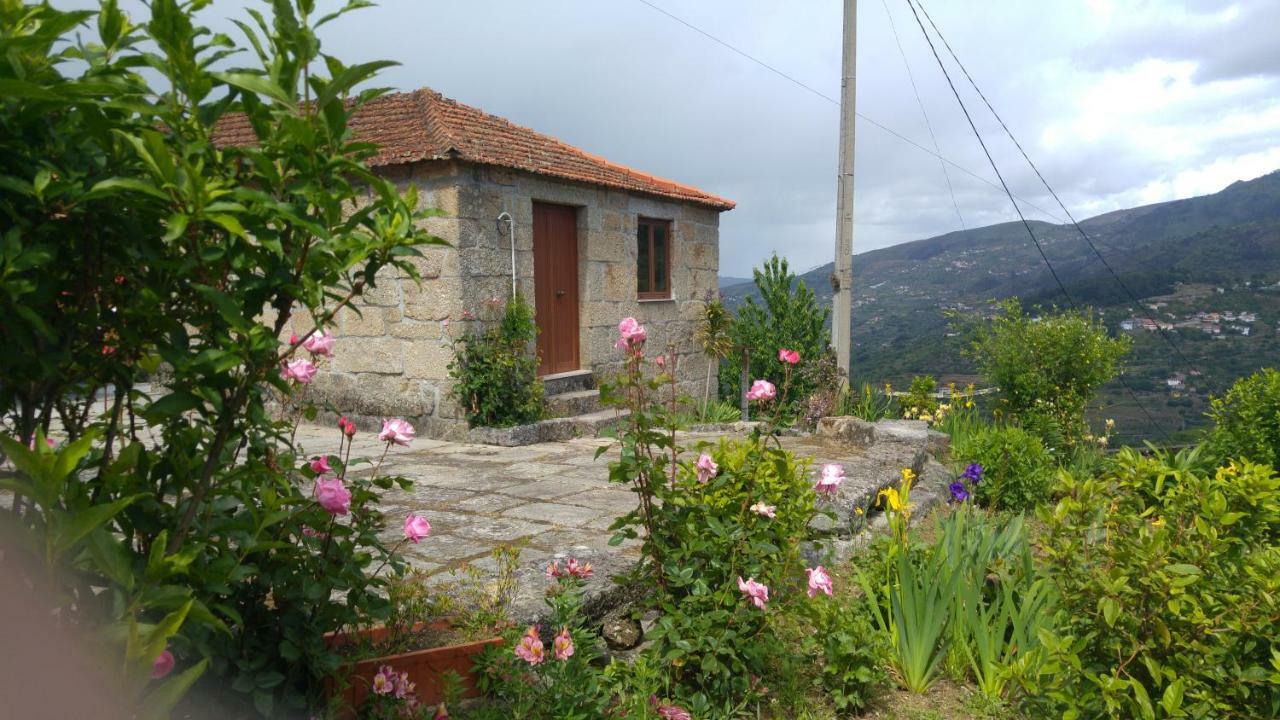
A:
636 218 671 300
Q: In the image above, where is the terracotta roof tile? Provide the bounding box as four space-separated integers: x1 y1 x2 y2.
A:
211 88 734 211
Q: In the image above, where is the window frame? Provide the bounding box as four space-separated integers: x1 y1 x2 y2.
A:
636 217 673 301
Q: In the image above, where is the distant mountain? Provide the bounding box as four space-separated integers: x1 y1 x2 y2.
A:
718 276 753 289
723 170 1280 442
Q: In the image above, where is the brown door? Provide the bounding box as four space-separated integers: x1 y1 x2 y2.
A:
532 202 580 376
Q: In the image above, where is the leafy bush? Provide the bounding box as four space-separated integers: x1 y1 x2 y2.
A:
1031 448 1280 719
600 317 836 711
1206 367 1280 467
448 296 544 428
0 1 442 715
900 375 940 420
806 596 889 714
952 425 1056 512
730 254 831 404
967 300 1130 446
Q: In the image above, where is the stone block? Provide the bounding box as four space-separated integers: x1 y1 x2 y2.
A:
338 305 388 337
401 336 456 381
602 262 633 302
587 229 627 263
403 276 461 321
330 337 404 374
355 374 436 417
360 265 402 307
389 320 443 341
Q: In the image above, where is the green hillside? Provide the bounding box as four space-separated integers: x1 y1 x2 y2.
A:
722 170 1280 444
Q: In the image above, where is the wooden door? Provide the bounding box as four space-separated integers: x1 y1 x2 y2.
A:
532 202 580 376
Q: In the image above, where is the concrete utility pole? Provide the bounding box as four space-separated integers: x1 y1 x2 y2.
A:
831 0 856 381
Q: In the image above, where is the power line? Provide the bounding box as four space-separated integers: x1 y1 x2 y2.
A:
629 0 1068 225
911 0 1213 391
879 0 968 236
901 0 1171 443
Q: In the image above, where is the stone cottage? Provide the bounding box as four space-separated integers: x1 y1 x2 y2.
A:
216 87 734 439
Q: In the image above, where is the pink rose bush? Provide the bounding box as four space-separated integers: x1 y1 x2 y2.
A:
151 648 175 680
615 316 647 350
778 348 800 365
745 379 776 402
403 513 431 543
695 452 718 484
378 418 415 446
313 477 351 516
806 565 834 598
814 463 845 496
302 329 334 357
737 576 770 610
280 357 317 383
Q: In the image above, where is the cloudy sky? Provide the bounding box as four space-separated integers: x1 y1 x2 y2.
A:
71 0 1280 275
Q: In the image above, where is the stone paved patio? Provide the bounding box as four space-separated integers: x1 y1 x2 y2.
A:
293 419 949 621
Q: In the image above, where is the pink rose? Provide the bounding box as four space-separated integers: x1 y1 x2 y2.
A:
814 463 845 496
750 501 777 518
403 513 431 543
614 316 647 350
309 455 331 475
737 576 770 610
745 379 776 402
514 625 545 665
151 649 175 680
314 477 351 516
695 452 718 484
378 418 415 446
806 565 834 598
778 348 800 365
281 357 317 384
553 627 574 661
655 355 666 369
302 330 335 357
654 703 692 720
288 333 299 346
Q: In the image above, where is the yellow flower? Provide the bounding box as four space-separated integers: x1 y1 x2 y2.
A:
854 506 864 516
1151 517 1165 528
901 467 916 489
1105 418 1116 430
878 487 903 512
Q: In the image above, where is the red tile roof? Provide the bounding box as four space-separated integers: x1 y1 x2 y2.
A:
212 88 734 211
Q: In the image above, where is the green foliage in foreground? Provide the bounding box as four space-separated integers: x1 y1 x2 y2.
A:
448 295 544 428
1207 367 1280 468
1031 447 1280 719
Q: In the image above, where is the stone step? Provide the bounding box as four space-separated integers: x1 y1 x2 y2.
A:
569 408 628 437
546 388 603 418
541 369 595 396
467 408 629 446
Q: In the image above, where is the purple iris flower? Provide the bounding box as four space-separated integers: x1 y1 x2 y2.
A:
962 463 984 484
949 481 970 503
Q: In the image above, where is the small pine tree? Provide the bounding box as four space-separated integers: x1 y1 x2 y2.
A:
731 254 831 402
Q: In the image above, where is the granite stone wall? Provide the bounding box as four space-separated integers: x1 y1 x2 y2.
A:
301 160 722 439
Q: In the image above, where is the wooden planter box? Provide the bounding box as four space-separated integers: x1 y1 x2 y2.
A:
324 621 502 717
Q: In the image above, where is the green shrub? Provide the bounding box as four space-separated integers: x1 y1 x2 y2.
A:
967 300 1130 446
953 425 1055 511
1031 448 1280 719
448 296 544 428
901 375 939 420
730 254 831 404
0 2 441 715
644 438 819 706
1207 367 1280 467
806 592 889 714
839 382 898 422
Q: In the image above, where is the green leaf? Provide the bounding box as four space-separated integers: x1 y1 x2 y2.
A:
137 659 208 720
54 494 146 555
88 177 169 201
213 72 292 105
143 390 202 421
1098 597 1120 628
0 79 61 100
1160 678 1185 715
